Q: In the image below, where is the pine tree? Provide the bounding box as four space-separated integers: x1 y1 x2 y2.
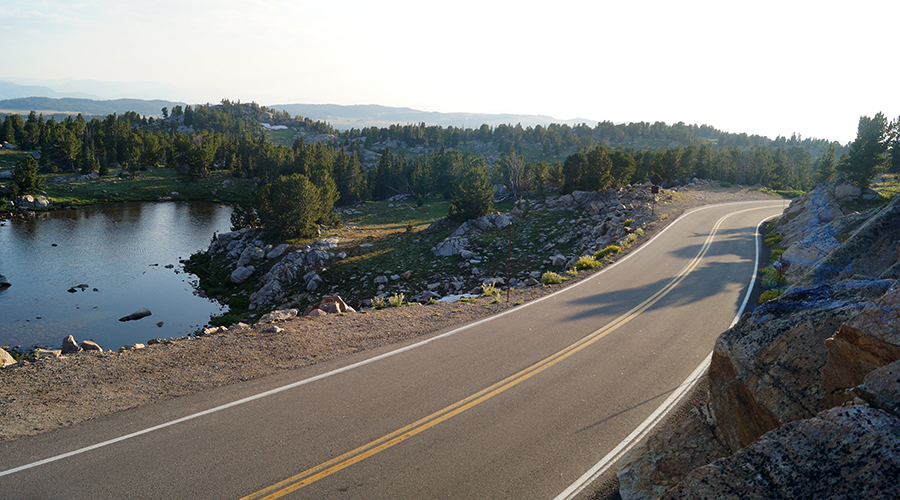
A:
839 113 889 190
815 144 837 184
448 158 493 222
11 155 44 196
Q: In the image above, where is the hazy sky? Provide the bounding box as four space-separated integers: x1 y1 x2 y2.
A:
2 0 897 143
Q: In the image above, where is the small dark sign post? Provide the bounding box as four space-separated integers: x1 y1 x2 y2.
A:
649 174 663 215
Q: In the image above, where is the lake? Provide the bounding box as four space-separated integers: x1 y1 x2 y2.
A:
0 202 232 352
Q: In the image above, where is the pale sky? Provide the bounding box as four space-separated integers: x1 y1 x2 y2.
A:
1 0 897 144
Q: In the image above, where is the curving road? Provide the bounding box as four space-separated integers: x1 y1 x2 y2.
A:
0 200 785 499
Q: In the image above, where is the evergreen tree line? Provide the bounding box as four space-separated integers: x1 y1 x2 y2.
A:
3 105 897 238
339 118 850 158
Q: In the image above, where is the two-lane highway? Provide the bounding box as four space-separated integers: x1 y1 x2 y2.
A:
0 201 785 499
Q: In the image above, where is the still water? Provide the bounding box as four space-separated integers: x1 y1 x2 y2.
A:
0 202 232 351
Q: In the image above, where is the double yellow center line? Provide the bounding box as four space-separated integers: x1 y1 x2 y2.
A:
241 209 743 499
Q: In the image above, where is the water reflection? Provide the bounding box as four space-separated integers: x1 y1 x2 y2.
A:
0 202 232 351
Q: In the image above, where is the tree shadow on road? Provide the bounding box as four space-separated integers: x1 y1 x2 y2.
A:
561 226 758 323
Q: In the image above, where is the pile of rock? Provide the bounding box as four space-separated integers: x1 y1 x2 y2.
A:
206 229 346 310
14 195 52 209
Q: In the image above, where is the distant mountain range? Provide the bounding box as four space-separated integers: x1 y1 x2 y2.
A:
0 80 600 130
0 95 598 131
0 96 186 118
268 103 599 129
0 80 100 100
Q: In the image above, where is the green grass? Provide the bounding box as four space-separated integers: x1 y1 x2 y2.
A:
263 128 300 147
41 167 255 207
874 173 900 200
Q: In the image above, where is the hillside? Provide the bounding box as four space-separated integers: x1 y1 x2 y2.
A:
0 96 185 118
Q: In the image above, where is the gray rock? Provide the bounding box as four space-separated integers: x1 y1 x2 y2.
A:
119 308 152 322
618 406 728 500
15 195 52 209
833 181 862 200
304 271 322 291
412 290 441 303
61 335 82 354
230 265 254 283
1 348 16 367
237 246 266 267
433 237 469 257
257 308 299 324
305 248 330 267
662 405 900 500
118 343 146 352
373 275 388 284
80 340 103 351
306 308 328 318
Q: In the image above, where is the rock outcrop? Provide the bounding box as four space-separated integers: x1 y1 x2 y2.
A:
206 229 341 310
709 280 891 453
661 405 900 500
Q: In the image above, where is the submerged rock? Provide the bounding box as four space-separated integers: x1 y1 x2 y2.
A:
118 308 152 322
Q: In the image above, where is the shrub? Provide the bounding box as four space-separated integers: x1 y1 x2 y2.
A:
371 296 386 309
760 265 787 291
566 269 578 277
764 234 783 247
542 271 563 285
624 218 634 227
594 245 622 259
388 293 405 307
573 255 602 271
481 283 500 297
759 289 782 303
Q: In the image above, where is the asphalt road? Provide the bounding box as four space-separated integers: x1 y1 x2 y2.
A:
0 200 785 500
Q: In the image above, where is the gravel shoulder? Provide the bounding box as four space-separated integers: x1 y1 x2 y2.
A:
0 186 779 443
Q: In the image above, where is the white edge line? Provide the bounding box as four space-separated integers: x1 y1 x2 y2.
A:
552 213 777 500
0 201 781 478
